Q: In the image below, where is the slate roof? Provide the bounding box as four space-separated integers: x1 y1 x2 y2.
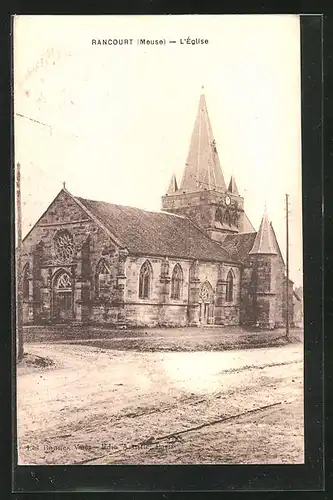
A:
228 176 240 196
249 209 279 255
221 232 257 263
76 196 236 263
243 212 256 233
166 173 178 194
179 94 227 193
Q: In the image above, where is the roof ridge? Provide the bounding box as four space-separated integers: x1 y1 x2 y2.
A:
224 231 258 237
160 210 186 219
76 196 165 215
77 196 191 220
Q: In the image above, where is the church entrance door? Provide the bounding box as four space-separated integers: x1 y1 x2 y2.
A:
199 302 209 324
198 281 214 325
53 271 73 322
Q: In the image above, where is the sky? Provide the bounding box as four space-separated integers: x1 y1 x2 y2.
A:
14 14 303 286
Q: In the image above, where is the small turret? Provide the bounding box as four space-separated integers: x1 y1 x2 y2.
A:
228 176 240 196
166 173 178 195
248 206 280 329
249 207 278 255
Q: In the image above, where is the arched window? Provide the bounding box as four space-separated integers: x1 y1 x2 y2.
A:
139 260 152 299
224 210 231 226
171 264 183 300
56 271 72 290
96 259 112 298
225 270 234 302
215 208 223 223
23 263 30 300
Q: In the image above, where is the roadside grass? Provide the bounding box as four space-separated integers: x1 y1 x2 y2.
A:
22 325 303 354
17 352 57 375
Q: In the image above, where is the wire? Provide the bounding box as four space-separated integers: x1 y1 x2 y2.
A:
15 112 79 139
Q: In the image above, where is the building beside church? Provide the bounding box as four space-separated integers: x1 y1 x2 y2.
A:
21 93 295 329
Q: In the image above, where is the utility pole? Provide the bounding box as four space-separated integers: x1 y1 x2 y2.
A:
285 193 290 341
16 162 24 362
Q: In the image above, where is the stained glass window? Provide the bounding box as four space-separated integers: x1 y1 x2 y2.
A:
215 208 223 223
96 259 112 297
171 264 183 299
224 210 231 226
54 230 75 262
56 272 72 290
199 284 210 302
226 270 234 302
139 260 152 299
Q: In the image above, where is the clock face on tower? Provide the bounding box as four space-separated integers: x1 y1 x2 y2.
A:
225 195 231 206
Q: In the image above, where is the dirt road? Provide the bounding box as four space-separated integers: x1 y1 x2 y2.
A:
17 342 304 465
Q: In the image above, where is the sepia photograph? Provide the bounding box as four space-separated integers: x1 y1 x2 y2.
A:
14 14 304 466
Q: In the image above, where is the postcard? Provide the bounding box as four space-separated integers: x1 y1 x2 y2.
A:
14 14 304 467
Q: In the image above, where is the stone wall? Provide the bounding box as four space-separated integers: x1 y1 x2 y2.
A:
124 256 240 327
239 263 255 324
272 255 285 326
161 190 244 237
245 254 276 328
21 190 122 325
124 255 191 327
241 252 291 328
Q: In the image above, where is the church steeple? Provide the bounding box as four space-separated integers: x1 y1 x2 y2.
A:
166 173 178 195
249 207 278 255
161 93 250 240
179 93 227 193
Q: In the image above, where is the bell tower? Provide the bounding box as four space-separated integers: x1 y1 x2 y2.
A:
161 92 252 241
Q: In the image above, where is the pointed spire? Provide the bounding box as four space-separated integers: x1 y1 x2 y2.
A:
228 176 239 196
166 173 178 195
179 94 227 193
249 207 278 255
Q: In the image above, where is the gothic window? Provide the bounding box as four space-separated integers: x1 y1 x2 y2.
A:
231 210 239 227
171 264 183 300
189 260 199 281
54 230 75 263
96 259 112 298
215 207 223 223
139 260 152 299
56 272 72 290
199 283 210 302
23 264 30 300
224 210 231 226
225 270 234 302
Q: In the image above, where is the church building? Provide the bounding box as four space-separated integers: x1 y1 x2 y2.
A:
21 93 294 329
